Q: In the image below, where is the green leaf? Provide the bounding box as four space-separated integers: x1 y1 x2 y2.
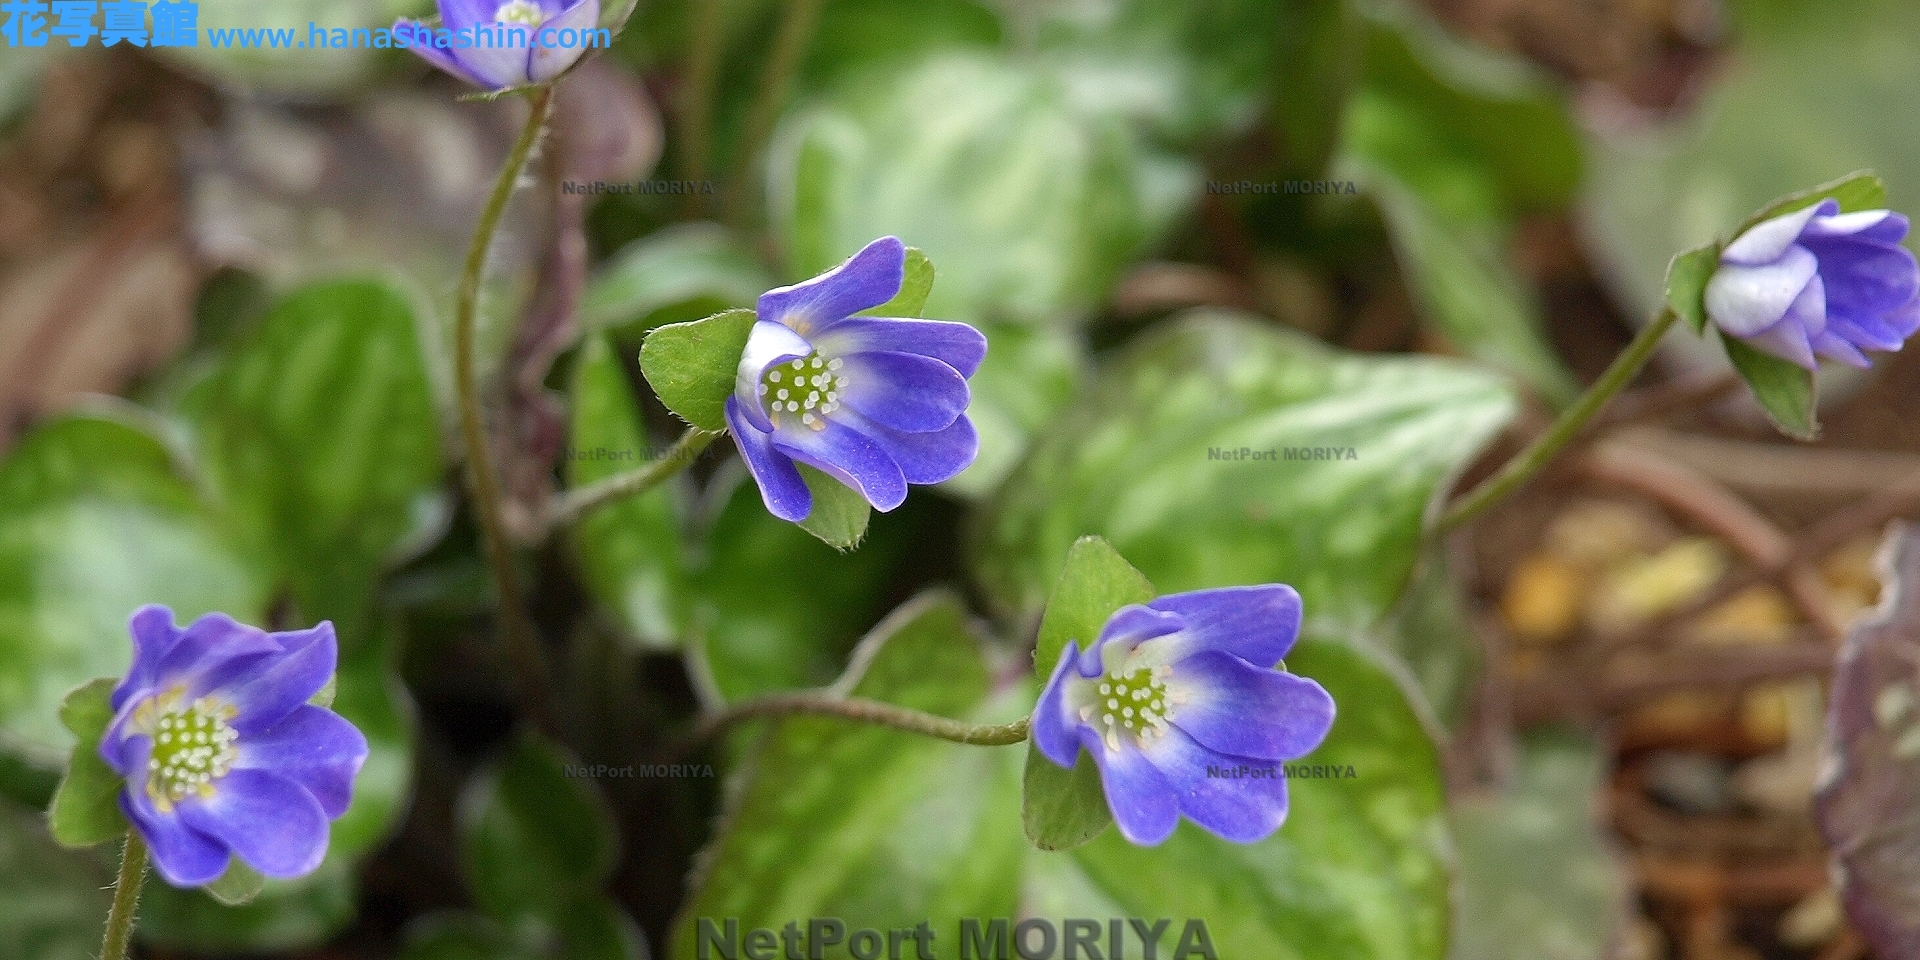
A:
861 247 934 319
975 311 1516 635
1027 635 1451 960
691 469 923 701
204 860 268 907
639 308 757 433
459 735 620 925
1032 536 1155 679
398 903 645 960
1452 727 1627 960
794 464 871 550
944 321 1083 499
582 224 772 335
398 914 543 960
670 594 1026 960
0 414 271 762
1739 169 1888 235
1664 245 1721 335
1021 744 1110 852
0 798 114 960
1722 333 1818 440
568 334 691 648
1374 554 1480 734
1339 11 1583 406
47 678 125 848
175 278 447 643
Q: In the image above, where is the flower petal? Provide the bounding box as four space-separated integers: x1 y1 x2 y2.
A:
1742 311 1820 370
208 623 338 733
811 318 989 378
1808 236 1920 323
1804 209 1907 245
120 742 232 887
758 237 905 334
528 0 598 82
1081 728 1179 846
1705 245 1820 337
1032 642 1085 767
834 350 969 432
114 605 181 711
1140 585 1304 669
843 413 978 485
734 320 815 433
1163 652 1335 761
237 705 369 820
436 0 498 34
771 417 908 512
155 613 281 694
178 770 330 880
726 397 811 522
1812 329 1873 368
396 21 489 87
1138 725 1292 844
1721 200 1834 266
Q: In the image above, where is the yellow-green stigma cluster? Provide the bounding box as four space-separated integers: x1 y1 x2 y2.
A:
758 352 847 431
494 0 544 26
1080 664 1176 751
145 697 240 808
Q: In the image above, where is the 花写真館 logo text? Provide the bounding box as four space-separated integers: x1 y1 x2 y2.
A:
1 0 612 49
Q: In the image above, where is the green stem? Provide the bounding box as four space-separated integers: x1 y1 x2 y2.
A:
99 831 148 960
723 0 825 227
1437 307 1680 532
544 428 715 530
457 86 556 730
673 693 1031 760
679 0 725 218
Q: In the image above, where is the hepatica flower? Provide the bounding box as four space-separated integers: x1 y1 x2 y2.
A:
398 0 600 90
1705 199 1920 370
1032 586 1335 846
99 607 368 887
727 236 986 522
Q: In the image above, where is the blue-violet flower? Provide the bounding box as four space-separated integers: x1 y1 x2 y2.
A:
1032 586 1335 846
99 607 368 887
1704 199 1920 370
727 236 986 522
397 0 599 90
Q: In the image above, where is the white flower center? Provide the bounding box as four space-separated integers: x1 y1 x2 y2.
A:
494 0 544 27
1078 663 1179 752
139 692 240 809
757 352 847 431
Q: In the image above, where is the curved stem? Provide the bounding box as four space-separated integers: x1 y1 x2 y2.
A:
99 831 148 960
545 428 715 531
1437 307 1680 533
670 693 1031 761
457 86 556 730
723 0 825 227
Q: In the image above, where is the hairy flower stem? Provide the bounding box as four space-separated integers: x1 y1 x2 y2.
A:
672 694 1030 761
544 428 715 531
457 86 556 731
1438 306 1681 533
724 0 824 227
99 831 149 960
679 0 726 218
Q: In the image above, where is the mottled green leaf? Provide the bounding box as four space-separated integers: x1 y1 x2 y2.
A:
670 594 1025 960
582 224 771 335
568 333 690 648
975 311 1516 635
460 736 620 925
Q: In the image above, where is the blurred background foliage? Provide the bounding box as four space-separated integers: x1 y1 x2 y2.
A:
2 0 1918 956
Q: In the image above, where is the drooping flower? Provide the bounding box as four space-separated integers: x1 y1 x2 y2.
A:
1031 585 1335 846
98 607 368 887
397 0 600 91
727 236 986 522
1704 199 1920 370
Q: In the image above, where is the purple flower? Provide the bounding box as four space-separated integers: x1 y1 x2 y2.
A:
98 607 368 888
1704 199 1920 370
1031 586 1336 846
726 236 986 522
397 0 600 90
